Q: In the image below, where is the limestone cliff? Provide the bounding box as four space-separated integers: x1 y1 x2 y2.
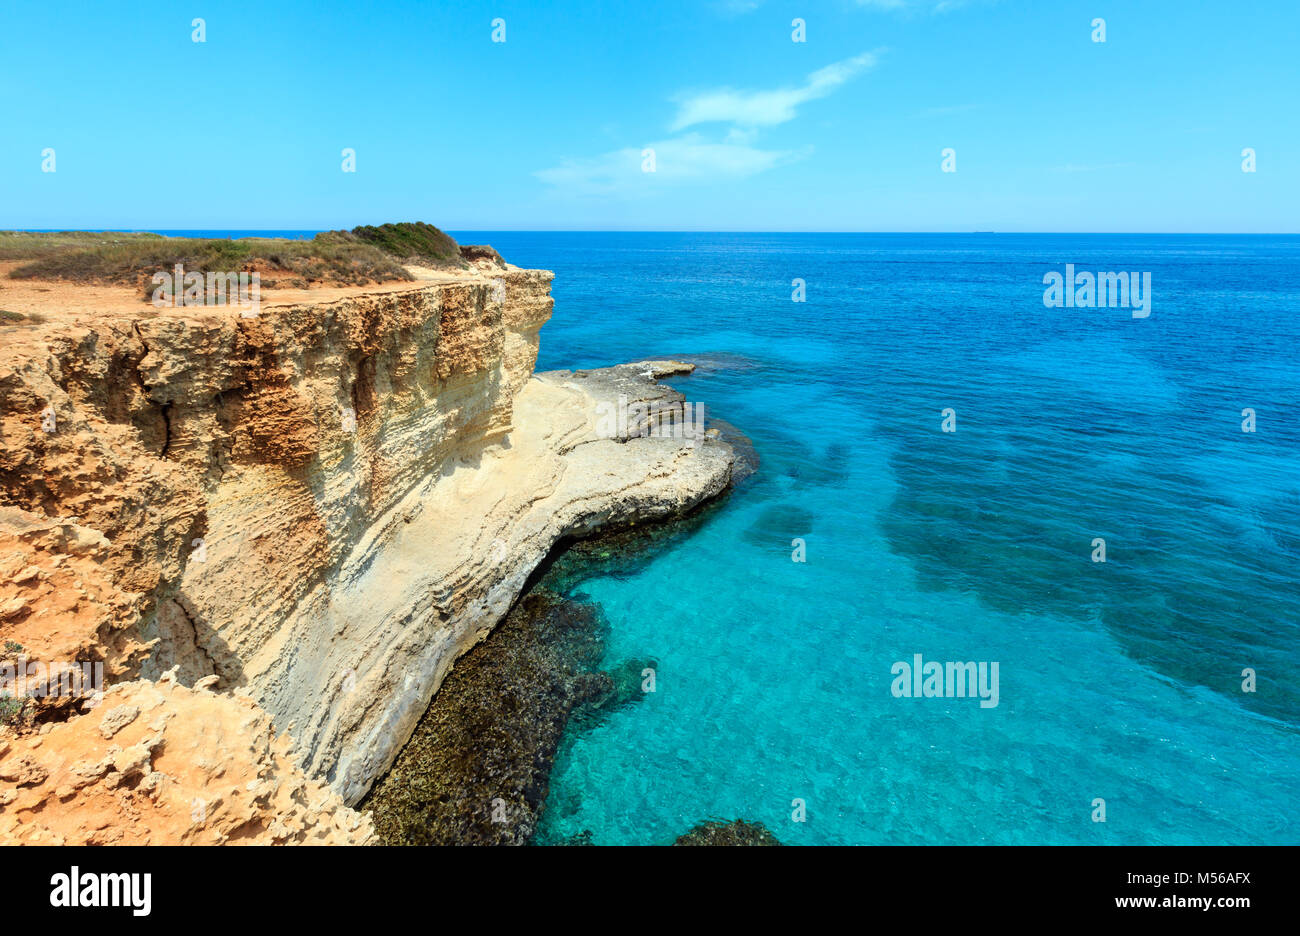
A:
0 250 733 841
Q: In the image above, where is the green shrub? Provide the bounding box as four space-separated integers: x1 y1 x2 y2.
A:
0 693 26 728
345 222 464 268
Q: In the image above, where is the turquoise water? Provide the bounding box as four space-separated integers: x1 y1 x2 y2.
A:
455 232 1300 846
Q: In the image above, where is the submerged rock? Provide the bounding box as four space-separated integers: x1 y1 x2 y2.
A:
673 819 782 846
536 491 731 593
362 590 643 845
742 503 815 547
706 417 759 484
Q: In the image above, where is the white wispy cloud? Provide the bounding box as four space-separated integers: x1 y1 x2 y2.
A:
536 134 809 197
536 53 875 197
671 53 878 131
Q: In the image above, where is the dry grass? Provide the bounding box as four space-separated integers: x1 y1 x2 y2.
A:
1 223 469 302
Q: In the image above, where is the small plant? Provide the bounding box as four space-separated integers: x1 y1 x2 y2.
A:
0 693 27 727
2 640 23 656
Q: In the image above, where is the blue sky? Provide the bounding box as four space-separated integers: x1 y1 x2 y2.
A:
2 0 1296 231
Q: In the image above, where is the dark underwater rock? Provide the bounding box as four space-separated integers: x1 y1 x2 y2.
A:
706 417 760 484
742 503 815 547
673 819 783 846
537 492 731 592
362 589 642 845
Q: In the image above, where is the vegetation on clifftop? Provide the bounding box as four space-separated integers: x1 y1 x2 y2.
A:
347 221 464 267
0 222 469 296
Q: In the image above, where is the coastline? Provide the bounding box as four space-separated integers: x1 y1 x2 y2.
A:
0 251 742 842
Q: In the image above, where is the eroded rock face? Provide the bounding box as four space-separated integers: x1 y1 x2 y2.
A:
0 676 372 845
311 363 733 804
0 257 735 840
0 509 147 720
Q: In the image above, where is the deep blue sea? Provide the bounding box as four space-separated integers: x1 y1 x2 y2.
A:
147 230 1300 844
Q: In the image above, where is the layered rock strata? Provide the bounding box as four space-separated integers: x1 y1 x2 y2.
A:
0 253 734 841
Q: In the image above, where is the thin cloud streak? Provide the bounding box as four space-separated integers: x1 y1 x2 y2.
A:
671 53 878 131
535 135 809 198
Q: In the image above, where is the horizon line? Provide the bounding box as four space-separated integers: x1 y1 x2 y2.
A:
7 228 1299 237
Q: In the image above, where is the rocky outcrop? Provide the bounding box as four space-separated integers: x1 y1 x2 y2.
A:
0 254 734 840
0 509 148 719
0 675 372 844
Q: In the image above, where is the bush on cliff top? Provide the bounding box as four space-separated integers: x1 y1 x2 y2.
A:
341 221 465 268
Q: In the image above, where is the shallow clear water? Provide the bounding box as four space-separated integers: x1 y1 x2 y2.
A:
480 232 1300 845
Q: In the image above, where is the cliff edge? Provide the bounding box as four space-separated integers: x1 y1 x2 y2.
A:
0 243 733 841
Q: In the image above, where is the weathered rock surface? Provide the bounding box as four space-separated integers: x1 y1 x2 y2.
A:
281 360 732 804
0 675 372 844
0 508 147 718
0 255 735 840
